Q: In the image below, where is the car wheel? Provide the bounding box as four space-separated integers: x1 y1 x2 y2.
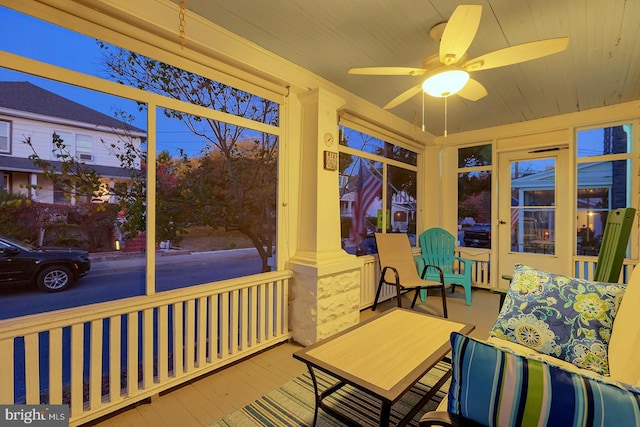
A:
37 265 73 292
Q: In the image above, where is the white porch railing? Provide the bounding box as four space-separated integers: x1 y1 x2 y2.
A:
359 255 388 309
3 253 635 426
0 271 292 426
359 251 637 309
573 256 637 282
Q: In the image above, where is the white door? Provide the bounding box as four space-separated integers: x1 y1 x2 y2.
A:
497 148 570 288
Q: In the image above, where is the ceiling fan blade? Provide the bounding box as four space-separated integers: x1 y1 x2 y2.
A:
439 5 482 65
348 67 427 76
384 84 423 109
457 78 487 101
463 37 569 71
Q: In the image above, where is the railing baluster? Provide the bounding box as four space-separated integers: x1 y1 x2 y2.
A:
126 312 139 392
172 302 184 377
49 328 63 404
184 300 195 373
157 306 168 382
142 308 154 388
0 337 14 403
219 293 229 358
89 319 103 409
239 288 249 351
24 333 39 404
197 296 207 367
230 290 239 353
108 315 122 403
249 285 258 347
208 294 219 362
70 324 84 418
256 283 268 342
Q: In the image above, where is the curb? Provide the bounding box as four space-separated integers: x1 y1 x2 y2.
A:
90 249 191 263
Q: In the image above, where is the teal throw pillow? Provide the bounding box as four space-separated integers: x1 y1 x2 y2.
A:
490 264 625 375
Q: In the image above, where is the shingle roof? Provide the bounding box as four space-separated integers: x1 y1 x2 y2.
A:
0 81 145 134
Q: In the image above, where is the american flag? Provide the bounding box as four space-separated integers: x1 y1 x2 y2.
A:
351 160 382 248
511 197 520 226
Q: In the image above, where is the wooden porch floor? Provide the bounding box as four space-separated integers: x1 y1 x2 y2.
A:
88 288 501 426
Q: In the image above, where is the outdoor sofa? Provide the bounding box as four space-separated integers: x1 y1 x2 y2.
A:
420 263 640 426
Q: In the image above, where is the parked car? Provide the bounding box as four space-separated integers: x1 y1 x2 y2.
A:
0 234 91 292
463 223 491 248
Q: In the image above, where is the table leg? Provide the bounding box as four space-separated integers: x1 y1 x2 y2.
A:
397 369 452 427
380 402 392 426
306 365 358 426
307 366 320 426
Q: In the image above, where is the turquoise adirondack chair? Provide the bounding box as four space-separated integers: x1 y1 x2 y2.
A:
415 227 474 306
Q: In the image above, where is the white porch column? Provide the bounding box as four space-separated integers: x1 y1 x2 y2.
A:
29 173 37 200
289 88 363 345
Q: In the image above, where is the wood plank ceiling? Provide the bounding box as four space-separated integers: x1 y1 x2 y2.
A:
176 0 640 137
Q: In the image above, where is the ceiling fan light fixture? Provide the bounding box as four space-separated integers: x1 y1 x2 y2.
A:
422 69 470 97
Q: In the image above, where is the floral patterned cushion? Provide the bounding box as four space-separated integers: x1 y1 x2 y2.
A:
490 264 626 375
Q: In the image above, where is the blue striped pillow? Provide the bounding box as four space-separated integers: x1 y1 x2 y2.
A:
448 332 640 427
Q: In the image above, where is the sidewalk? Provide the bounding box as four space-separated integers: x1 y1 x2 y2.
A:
89 247 259 274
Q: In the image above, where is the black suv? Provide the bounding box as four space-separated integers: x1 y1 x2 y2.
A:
0 235 91 292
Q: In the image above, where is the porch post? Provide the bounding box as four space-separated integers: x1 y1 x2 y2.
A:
29 173 37 200
289 87 363 345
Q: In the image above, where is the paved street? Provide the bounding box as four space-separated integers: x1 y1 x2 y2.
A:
0 248 263 320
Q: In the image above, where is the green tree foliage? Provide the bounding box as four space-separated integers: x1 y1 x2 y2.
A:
100 44 279 272
382 143 417 199
155 150 187 244
458 144 492 168
0 193 39 242
23 45 279 271
458 171 491 222
0 192 118 250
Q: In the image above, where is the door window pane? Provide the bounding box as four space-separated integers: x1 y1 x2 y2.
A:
510 158 556 254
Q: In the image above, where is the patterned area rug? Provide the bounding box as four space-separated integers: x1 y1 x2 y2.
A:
211 360 451 426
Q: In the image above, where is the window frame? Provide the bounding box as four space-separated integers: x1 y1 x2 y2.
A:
338 119 419 253
456 143 493 248
75 133 94 162
575 123 634 256
0 119 10 153
2 5 285 295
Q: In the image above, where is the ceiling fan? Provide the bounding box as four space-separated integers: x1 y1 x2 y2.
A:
348 4 569 110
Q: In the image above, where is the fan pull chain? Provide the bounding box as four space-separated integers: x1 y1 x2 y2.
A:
179 0 187 48
422 91 425 132
444 96 448 138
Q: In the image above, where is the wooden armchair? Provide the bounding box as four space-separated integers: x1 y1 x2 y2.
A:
416 228 474 306
372 232 448 317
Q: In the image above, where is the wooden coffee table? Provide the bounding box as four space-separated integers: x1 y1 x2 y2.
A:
293 308 474 426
